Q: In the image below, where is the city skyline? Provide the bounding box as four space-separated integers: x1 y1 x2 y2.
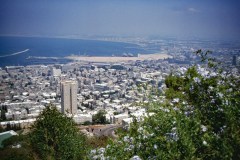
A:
0 0 240 41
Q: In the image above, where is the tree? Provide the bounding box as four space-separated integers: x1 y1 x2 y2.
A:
93 110 108 124
0 109 7 121
0 148 33 160
30 104 87 160
0 109 6 121
105 51 240 159
0 134 34 160
0 125 4 132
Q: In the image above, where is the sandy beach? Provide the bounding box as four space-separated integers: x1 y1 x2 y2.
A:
66 53 171 63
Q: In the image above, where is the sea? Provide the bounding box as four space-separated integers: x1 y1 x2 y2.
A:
0 36 154 67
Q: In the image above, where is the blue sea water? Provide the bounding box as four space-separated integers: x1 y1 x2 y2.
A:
0 36 153 67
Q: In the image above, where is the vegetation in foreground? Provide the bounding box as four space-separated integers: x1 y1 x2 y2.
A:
104 51 240 159
30 106 88 160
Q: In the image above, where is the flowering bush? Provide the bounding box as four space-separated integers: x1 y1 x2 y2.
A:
105 51 240 159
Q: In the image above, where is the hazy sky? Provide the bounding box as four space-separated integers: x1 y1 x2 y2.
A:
1 0 240 40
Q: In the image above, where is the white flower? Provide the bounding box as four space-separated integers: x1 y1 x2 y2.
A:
149 133 154 137
124 145 135 151
98 148 105 154
163 108 170 112
130 155 142 160
173 98 179 103
172 127 177 132
137 127 143 133
203 140 207 145
211 99 215 103
129 144 134 150
173 107 179 111
137 143 142 148
201 125 207 132
227 88 233 92
209 86 214 91
154 144 158 149
143 135 148 139
166 132 178 141
129 137 134 142
217 92 223 98
90 149 96 155
123 136 129 142
225 100 229 105
193 77 201 83
210 72 217 77
190 85 194 91
92 155 99 160
172 133 179 141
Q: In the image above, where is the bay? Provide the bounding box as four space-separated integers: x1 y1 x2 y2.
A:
0 36 152 67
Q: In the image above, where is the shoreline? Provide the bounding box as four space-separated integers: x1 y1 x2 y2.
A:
66 53 172 63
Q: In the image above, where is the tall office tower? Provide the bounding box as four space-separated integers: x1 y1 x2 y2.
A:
61 81 77 115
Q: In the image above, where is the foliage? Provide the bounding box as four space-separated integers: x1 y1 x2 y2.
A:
83 121 92 126
87 136 110 149
0 125 4 132
93 110 108 124
105 51 240 159
0 147 33 160
30 104 87 160
0 134 34 160
2 135 25 148
0 109 6 121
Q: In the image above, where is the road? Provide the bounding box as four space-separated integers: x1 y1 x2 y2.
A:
99 125 122 138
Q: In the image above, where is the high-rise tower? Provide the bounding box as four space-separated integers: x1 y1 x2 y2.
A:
61 81 77 115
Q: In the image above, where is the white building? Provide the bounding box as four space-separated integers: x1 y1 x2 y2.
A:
111 113 129 124
51 67 61 77
94 83 109 91
73 114 92 124
122 117 133 130
61 81 78 115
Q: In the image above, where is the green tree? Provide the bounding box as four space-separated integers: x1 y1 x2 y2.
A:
93 110 108 124
0 148 33 160
0 109 6 121
30 104 87 160
0 134 34 160
0 125 4 132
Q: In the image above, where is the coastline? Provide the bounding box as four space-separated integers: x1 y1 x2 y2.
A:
65 53 172 63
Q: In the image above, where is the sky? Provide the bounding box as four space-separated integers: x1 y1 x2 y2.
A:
0 0 240 41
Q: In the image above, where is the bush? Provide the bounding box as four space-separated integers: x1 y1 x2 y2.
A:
93 110 108 124
30 104 88 160
105 51 240 159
